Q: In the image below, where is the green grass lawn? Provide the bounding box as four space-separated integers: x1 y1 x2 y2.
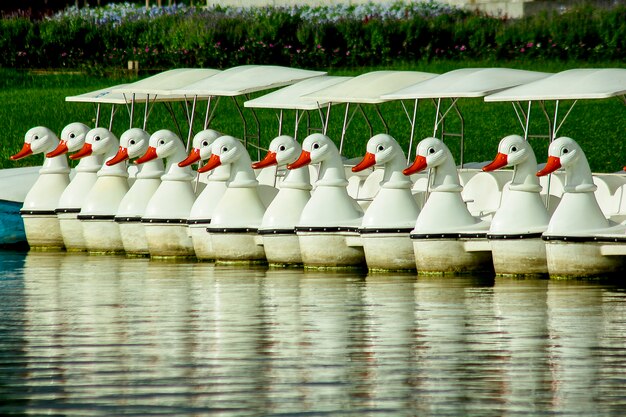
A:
2 61 625 172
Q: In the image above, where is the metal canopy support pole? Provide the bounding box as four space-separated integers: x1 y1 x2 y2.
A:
109 105 117 131
129 93 136 128
538 101 553 142
553 99 578 138
339 102 350 154
203 96 212 130
185 95 197 152
524 101 532 141
355 104 373 139
451 102 465 167
374 104 388 134
142 94 151 131
278 109 284 136
400 99 419 163
95 103 101 128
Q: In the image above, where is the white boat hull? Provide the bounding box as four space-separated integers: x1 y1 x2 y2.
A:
144 222 195 259
413 237 493 274
81 218 124 254
118 221 149 256
57 211 86 251
361 232 415 271
22 214 64 250
189 223 214 261
210 231 266 263
261 233 302 266
490 237 548 276
298 231 365 268
545 240 626 278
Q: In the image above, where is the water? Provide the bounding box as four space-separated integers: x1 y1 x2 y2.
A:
1 250 626 416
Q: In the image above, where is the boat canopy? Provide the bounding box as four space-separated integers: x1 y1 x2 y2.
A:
112 68 221 96
170 65 326 97
484 68 626 101
244 76 349 110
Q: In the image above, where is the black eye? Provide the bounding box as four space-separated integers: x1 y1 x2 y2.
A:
511 146 517 152
428 147 435 154
377 145 384 152
33 136 39 140
202 141 209 147
279 145 286 151
69 133 76 139
563 148 569 154
129 140 136 145
159 140 165 145
221 146 228 153
94 136 101 141
313 143 320 149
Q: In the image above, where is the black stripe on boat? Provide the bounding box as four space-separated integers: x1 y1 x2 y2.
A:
207 227 258 234
55 208 81 214
114 216 142 223
488 232 544 240
295 226 360 233
258 228 297 235
187 219 211 225
359 227 413 234
77 214 116 221
20 210 57 215
543 235 626 243
141 218 187 224
410 232 488 239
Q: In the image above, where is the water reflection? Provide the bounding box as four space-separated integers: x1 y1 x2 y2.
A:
1 251 625 416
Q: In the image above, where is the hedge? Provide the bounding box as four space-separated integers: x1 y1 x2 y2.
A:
0 2 624 72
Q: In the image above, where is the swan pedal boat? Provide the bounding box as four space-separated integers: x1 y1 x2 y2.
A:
485 68 626 278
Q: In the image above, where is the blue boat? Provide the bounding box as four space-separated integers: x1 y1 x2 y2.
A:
0 166 40 248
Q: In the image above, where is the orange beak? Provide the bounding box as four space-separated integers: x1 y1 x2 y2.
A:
536 156 561 177
178 148 201 167
69 142 93 160
106 146 129 166
352 152 377 172
403 155 427 176
198 154 221 173
287 150 311 170
135 146 158 165
10 143 33 160
252 151 277 169
46 140 69 158
482 152 508 172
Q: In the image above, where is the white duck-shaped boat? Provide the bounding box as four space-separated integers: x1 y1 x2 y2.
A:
106 128 164 256
71 127 129 254
178 129 227 261
288 133 365 268
47 122 100 251
482 134 550 276
253 135 312 266
352 133 420 271
536 136 626 278
136 129 196 258
199 135 277 263
403 137 492 274
10 126 69 249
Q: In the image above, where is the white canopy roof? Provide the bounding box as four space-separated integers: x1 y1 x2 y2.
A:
244 76 350 110
305 70 436 104
382 68 550 100
66 84 194 104
485 68 626 101
112 68 221 95
171 65 326 97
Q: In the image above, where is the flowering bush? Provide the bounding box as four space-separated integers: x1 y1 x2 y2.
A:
0 2 623 71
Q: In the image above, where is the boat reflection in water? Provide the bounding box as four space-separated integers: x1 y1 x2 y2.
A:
1 251 624 416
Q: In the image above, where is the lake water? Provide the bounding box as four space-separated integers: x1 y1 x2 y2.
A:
1 250 625 416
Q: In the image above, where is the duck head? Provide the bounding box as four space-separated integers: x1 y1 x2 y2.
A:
403 137 461 191
352 133 410 187
253 135 301 169
483 134 541 191
11 126 59 160
69 128 118 160
46 122 90 158
107 128 150 166
178 129 222 167
288 133 339 169
135 129 180 164
536 136 595 192
199 136 248 173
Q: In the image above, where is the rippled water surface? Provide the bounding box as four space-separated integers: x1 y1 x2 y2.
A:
1 250 626 416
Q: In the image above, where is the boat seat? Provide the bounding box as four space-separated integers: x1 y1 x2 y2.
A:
594 174 626 218
461 171 511 218
457 168 481 187
356 169 384 201
410 173 429 192
257 184 279 209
